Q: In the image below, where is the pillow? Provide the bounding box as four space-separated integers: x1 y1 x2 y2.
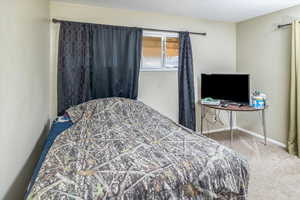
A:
66 101 89 123
66 99 101 123
66 98 128 123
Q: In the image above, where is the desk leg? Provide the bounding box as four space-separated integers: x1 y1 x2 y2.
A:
201 105 204 134
262 109 267 145
230 111 233 144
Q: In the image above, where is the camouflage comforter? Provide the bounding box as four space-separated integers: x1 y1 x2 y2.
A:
27 98 249 200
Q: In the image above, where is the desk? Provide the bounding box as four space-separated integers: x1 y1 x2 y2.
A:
200 103 267 145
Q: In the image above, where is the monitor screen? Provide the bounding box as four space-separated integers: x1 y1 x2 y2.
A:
201 74 250 104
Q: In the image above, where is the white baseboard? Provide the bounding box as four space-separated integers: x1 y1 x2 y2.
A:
202 127 228 134
236 127 287 148
202 127 237 134
202 127 287 148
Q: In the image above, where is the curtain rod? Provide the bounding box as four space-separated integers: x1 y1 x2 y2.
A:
277 23 292 28
52 18 207 36
277 22 300 28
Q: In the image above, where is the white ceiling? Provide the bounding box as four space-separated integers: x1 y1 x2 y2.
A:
53 0 300 22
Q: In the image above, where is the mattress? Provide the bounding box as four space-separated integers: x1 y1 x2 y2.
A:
26 98 249 200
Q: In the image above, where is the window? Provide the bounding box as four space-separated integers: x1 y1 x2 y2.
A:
141 31 179 71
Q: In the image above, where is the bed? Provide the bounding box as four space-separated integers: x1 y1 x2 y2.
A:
26 98 249 200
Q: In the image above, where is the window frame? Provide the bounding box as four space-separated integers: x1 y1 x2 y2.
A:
141 31 179 72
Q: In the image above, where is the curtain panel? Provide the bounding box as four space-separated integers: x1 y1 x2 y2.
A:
57 22 92 115
288 20 300 157
91 24 142 100
57 21 142 114
178 32 196 131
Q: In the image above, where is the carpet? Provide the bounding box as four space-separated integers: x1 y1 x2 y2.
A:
207 130 300 200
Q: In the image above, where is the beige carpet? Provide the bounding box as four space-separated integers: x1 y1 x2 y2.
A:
207 130 300 200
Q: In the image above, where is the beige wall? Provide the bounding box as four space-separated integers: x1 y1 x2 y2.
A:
0 0 50 199
236 5 300 145
49 1 237 131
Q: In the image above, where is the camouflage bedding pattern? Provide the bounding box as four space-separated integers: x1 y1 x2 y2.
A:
27 98 249 200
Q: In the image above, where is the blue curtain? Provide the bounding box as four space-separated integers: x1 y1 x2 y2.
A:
57 21 142 114
178 32 196 131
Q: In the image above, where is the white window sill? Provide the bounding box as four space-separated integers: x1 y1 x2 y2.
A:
141 67 178 72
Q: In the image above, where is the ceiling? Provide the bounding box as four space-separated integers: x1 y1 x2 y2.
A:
53 0 300 22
